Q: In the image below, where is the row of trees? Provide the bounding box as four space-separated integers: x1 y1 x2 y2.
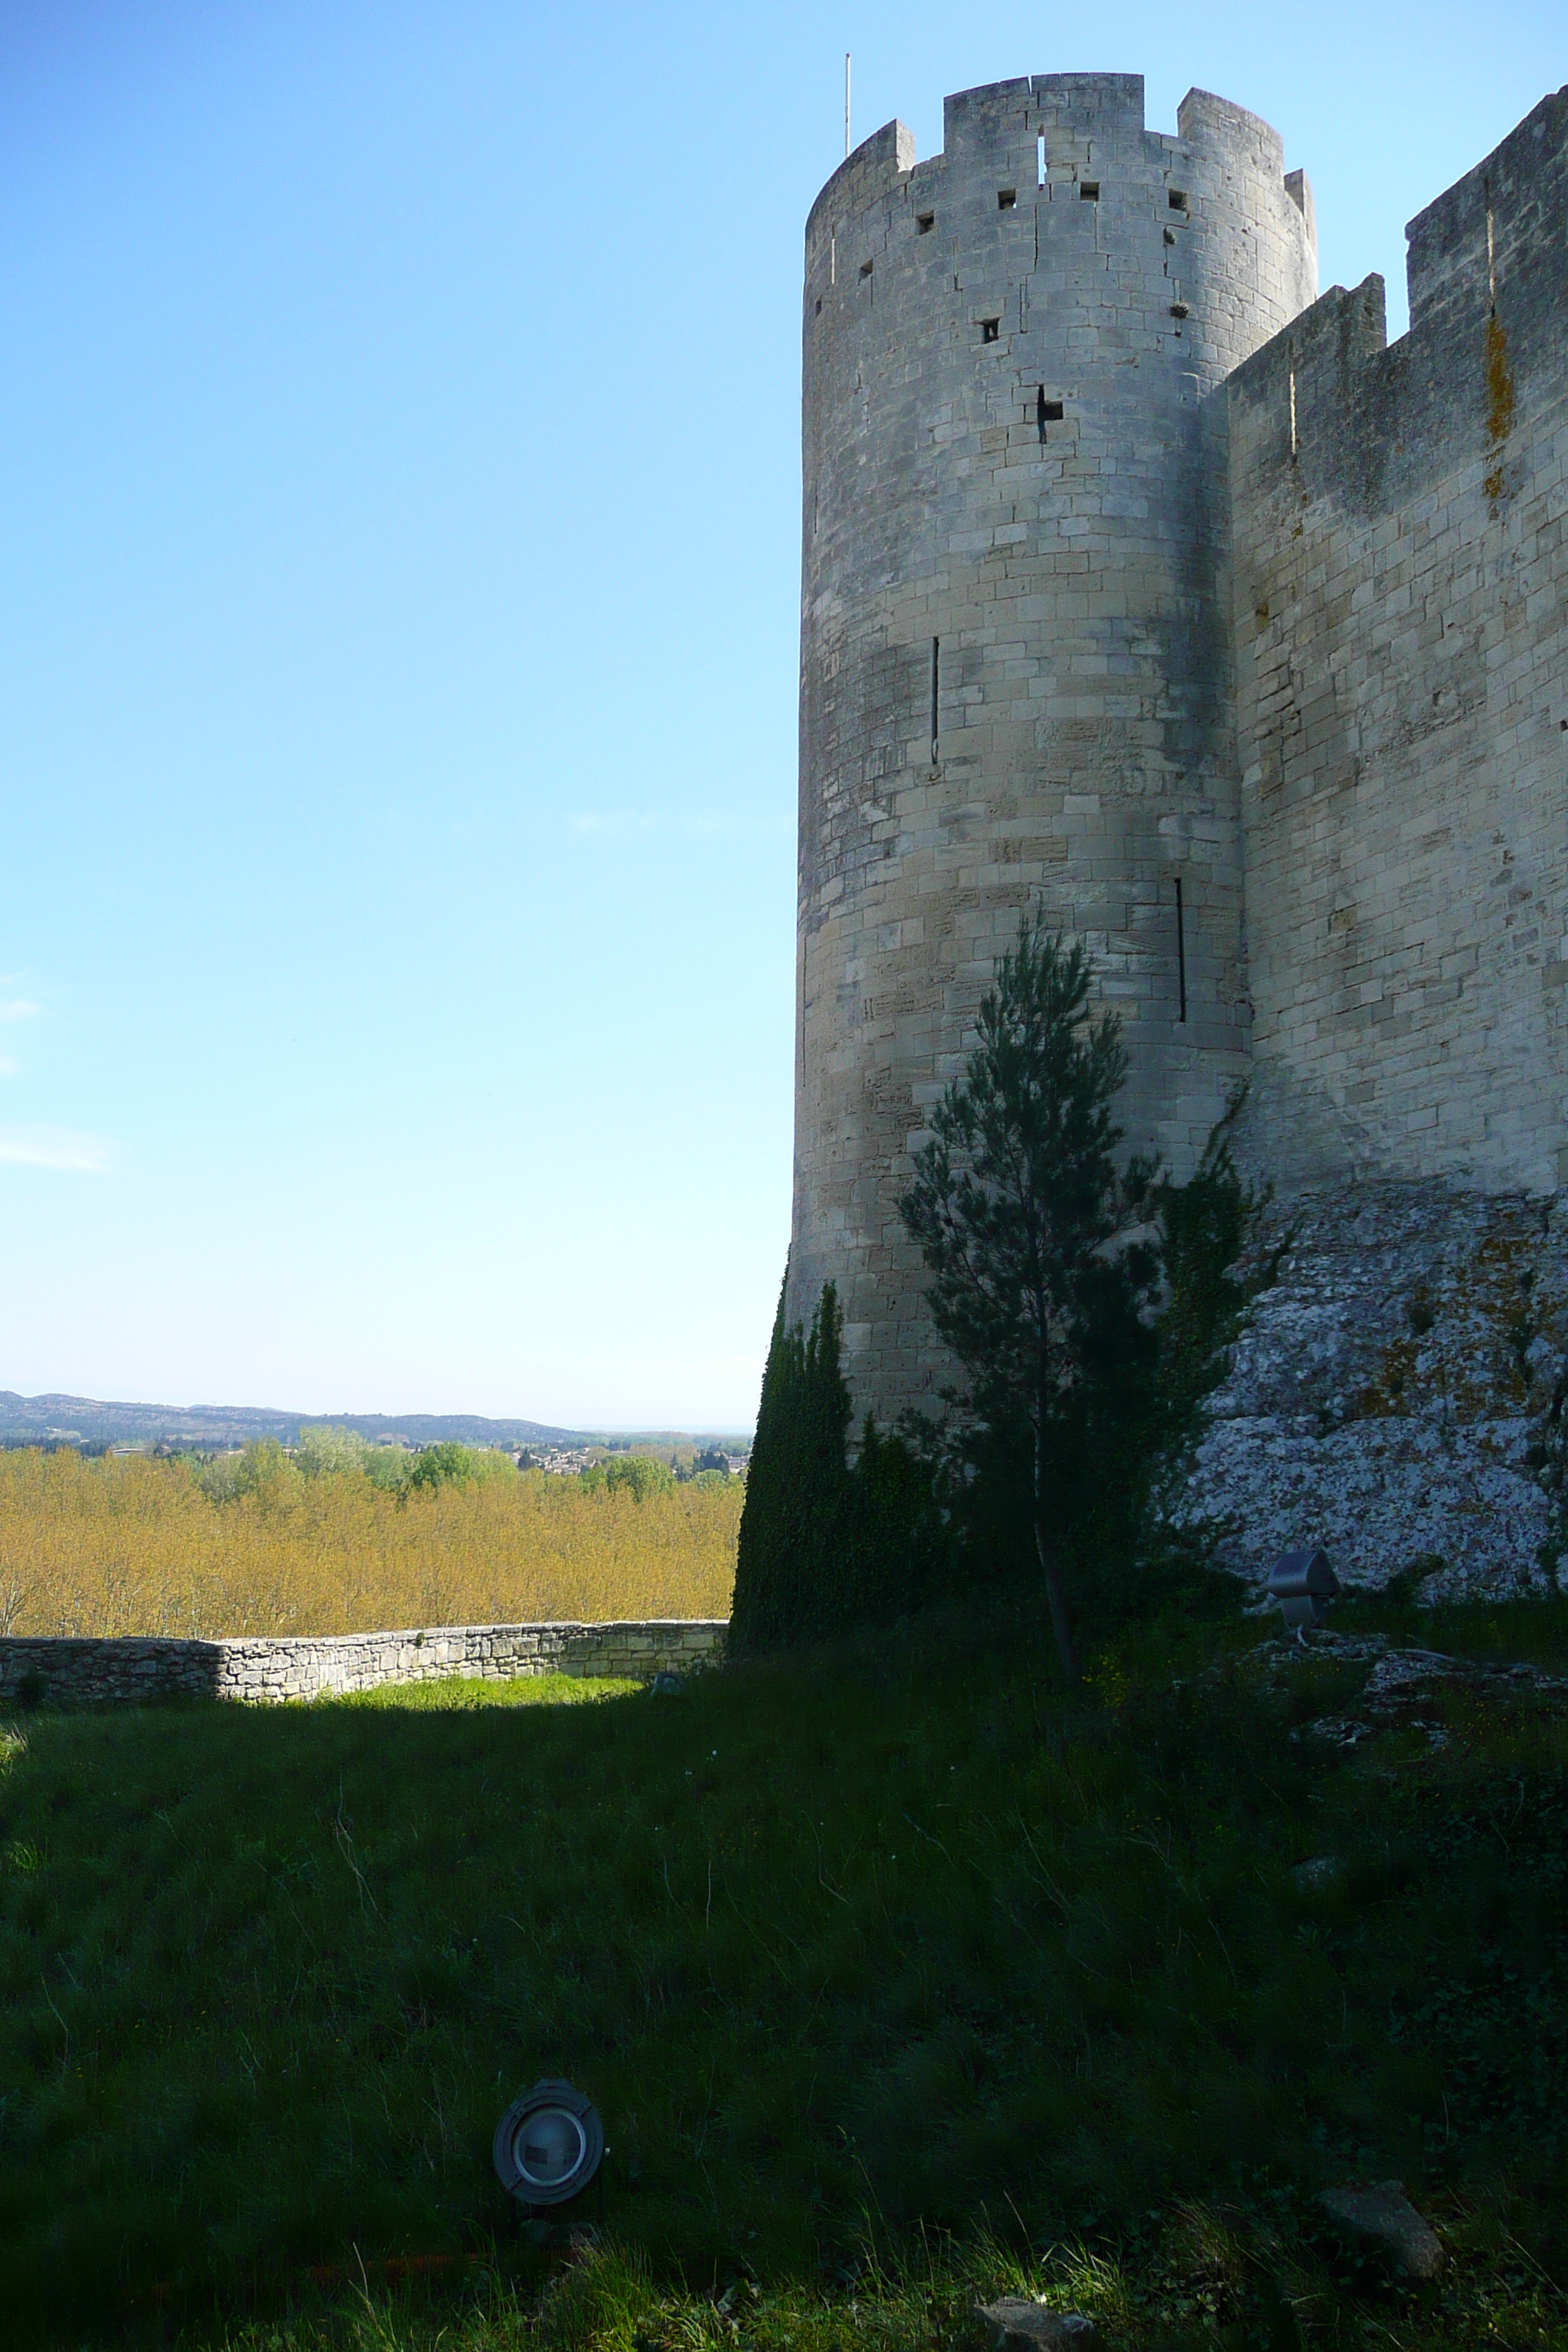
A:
732 921 1275 1677
195 1433 519 1504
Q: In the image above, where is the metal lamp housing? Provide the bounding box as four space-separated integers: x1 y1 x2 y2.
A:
492 2078 605 2208
1267 1547 1341 1636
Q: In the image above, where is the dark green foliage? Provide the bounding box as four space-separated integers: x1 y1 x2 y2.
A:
730 1273 943 1651
898 923 1276 1657
1150 1107 1281 1459
729 1273 850 1651
1062 1117 1279 1592
898 919 1158 1673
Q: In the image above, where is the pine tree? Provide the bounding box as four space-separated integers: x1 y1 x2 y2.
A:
898 916 1158 1680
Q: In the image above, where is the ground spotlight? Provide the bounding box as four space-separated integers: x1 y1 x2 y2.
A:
491 2078 605 2209
1267 1547 1340 1641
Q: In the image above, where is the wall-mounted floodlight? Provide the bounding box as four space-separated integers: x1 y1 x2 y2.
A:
492 2078 605 2209
1267 1547 1340 1642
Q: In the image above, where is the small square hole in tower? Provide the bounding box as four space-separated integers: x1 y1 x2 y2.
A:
1041 399 1063 421
1168 188 1188 211
981 316 1000 343
1079 180 1099 201
859 257 873 278
815 296 823 314
998 188 1017 210
916 210 935 234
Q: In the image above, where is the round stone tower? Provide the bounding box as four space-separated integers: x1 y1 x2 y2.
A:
789 72 1316 1429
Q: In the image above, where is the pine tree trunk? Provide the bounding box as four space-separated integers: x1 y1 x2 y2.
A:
1033 1408 1079 1683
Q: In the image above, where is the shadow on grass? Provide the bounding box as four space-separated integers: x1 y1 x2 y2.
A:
1 1587 1567 2345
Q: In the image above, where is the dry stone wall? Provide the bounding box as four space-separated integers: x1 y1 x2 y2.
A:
0 1619 727 1710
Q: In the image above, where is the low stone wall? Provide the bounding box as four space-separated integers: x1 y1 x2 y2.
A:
0 1618 728 1709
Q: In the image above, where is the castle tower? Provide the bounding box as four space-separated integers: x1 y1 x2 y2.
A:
789 75 1317 1428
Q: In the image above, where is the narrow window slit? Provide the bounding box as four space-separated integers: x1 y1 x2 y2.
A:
930 638 940 766
1036 390 1063 442
1036 132 1047 186
1175 879 1187 1023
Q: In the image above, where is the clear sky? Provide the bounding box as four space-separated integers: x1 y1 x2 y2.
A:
0 1 1560 1432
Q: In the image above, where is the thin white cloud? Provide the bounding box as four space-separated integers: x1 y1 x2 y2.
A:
0 1126 110 1173
0 1056 18 1079
0 999 41 1022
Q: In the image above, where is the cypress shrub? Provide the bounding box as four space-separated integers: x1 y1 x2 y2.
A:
731 1270 945 1652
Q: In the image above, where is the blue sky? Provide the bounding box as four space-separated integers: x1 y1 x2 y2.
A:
0 0 1560 1431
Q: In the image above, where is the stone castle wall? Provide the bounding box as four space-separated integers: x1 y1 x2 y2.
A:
791 74 1316 1428
0 1618 727 1709
1227 90 1568 1199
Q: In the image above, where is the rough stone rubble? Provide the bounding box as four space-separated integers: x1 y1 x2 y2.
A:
1180 1181 1568 1598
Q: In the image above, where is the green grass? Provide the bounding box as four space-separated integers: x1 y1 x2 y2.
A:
338 1674 639 1711
2 1590 1568 2350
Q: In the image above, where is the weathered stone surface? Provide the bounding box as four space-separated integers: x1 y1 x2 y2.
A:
973 2299 1100 2352
791 75 1317 1431
1229 90 1568 1204
785 64 1568 1615
1180 1183 1568 1596
0 1621 728 1709
1319 2182 1444 2279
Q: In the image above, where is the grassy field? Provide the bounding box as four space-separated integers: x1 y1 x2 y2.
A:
2 1580 1568 2348
0 1447 739 1637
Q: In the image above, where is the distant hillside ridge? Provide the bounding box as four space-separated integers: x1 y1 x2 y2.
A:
0 1392 750 1454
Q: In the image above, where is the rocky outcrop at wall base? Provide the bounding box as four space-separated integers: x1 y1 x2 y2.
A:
1179 1183 1568 1600
0 1619 728 1709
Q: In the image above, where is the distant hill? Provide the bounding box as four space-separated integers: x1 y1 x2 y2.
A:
0 1391 751 1455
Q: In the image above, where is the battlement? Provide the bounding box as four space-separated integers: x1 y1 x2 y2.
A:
806 73 1313 277
1230 86 1567 516
1408 86 1568 342
1226 89 1568 1199
789 68 1568 1570
793 72 1317 1425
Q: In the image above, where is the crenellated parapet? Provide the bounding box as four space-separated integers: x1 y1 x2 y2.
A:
1228 87 1568 1196
791 72 1314 1424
